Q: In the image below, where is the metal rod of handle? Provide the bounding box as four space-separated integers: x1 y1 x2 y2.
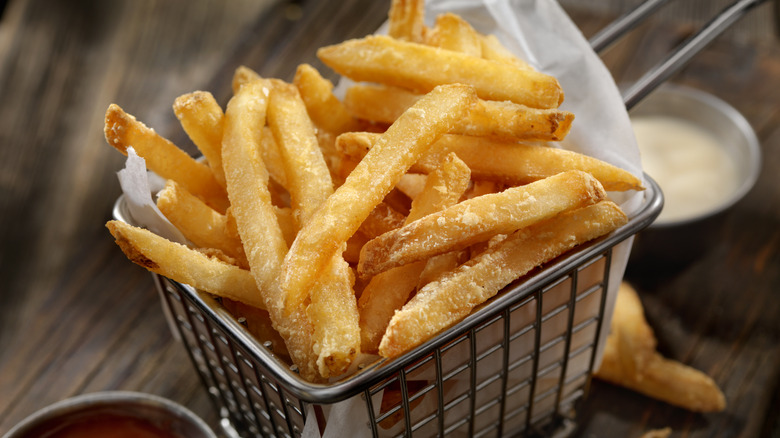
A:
621 0 770 109
589 0 673 53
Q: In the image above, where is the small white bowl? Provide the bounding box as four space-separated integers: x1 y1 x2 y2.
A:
3 391 216 438
627 84 761 266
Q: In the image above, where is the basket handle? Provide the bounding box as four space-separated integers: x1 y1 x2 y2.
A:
588 0 772 109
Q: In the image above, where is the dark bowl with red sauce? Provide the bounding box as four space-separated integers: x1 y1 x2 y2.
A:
3 392 215 438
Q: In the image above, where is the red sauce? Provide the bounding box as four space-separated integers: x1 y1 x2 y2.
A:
26 413 182 438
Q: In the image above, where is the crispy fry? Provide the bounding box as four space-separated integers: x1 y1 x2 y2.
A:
596 283 726 412
336 132 643 192
106 220 264 310
156 179 247 268
388 0 426 43
358 153 471 353
222 78 320 381
269 79 360 376
479 34 533 70
358 202 406 240
378 201 628 358
268 81 334 229
318 35 562 108
358 170 608 278
344 84 573 141
104 104 229 213
232 65 261 94
173 91 226 187
426 12 481 56
280 84 478 312
293 63 361 135
612 282 656 378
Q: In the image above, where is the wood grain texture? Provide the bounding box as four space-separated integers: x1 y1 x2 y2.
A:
0 0 777 436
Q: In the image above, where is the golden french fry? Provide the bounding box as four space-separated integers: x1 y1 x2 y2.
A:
104 104 229 213
268 81 333 229
388 0 427 43
425 12 481 56
345 84 573 141
394 173 428 201
106 220 264 310
318 35 562 108
596 283 726 412
232 65 262 94
173 91 226 187
358 202 406 239
479 34 533 69
378 201 628 358
157 180 248 268
358 170 608 278
612 282 657 378
597 336 726 413
359 153 471 353
280 84 477 311
222 78 320 382
308 256 360 377
269 79 360 376
336 132 644 192
293 63 361 135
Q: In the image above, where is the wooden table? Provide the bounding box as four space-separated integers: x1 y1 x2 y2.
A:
0 1 777 437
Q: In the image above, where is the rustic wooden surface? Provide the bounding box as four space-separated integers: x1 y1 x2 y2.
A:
0 0 777 437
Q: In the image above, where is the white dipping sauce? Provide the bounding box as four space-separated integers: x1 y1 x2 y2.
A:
631 116 739 223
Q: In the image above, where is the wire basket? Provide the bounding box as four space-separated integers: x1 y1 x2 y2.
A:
112 175 662 437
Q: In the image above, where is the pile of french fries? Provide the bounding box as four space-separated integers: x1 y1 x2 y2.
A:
104 0 644 382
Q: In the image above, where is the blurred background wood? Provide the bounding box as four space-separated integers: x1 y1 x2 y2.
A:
0 0 777 437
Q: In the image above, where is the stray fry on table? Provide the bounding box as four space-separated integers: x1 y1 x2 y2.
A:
595 283 726 413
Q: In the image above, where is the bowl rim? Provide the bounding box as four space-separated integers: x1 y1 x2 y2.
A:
2 391 216 438
629 83 762 228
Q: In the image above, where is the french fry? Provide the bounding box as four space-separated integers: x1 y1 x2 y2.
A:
358 170 608 278
269 79 360 376
479 33 533 70
336 132 644 191
358 202 406 239
157 180 248 268
358 153 471 353
388 0 427 43
394 173 428 201
280 84 477 312
268 81 334 229
596 283 726 412
106 220 264 310
232 65 262 94
344 84 574 141
173 91 226 187
317 35 562 108
378 201 628 358
611 282 656 378
425 12 481 56
104 104 230 213
222 78 320 381
293 63 361 135
259 126 289 189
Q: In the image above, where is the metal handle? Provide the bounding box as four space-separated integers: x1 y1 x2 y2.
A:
589 0 771 109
